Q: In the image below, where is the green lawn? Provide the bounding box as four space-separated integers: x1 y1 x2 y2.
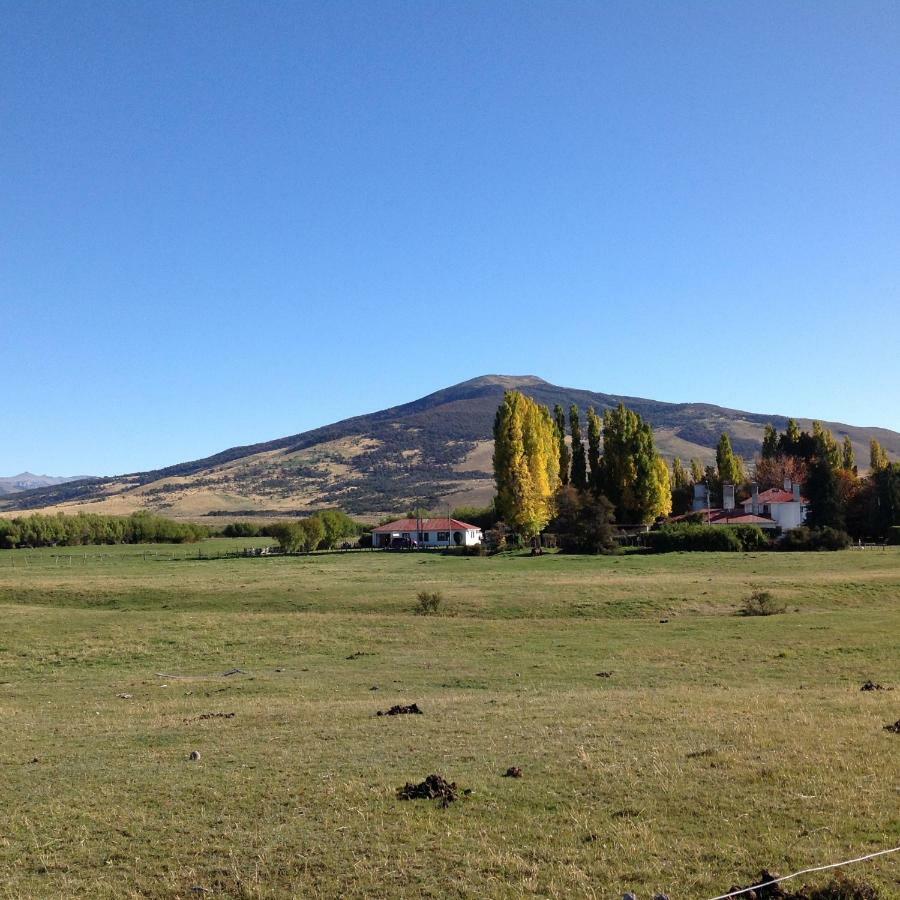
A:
1 543 898 898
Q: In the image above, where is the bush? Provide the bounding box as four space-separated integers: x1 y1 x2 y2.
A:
887 526 900 546
778 526 851 551
739 590 786 617
414 591 444 615
646 524 746 553
730 525 771 551
222 521 261 538
441 544 486 557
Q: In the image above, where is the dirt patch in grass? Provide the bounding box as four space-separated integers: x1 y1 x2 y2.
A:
883 719 900 734
183 712 235 724
377 703 422 716
502 766 522 778
860 680 891 691
397 774 458 807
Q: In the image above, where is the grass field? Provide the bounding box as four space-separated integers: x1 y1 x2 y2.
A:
1 542 898 898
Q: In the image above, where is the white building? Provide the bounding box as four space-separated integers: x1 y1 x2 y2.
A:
687 478 808 532
371 517 483 549
741 479 808 531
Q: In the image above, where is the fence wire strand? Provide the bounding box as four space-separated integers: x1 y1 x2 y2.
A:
705 845 900 900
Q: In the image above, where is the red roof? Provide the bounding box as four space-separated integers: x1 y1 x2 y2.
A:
744 488 807 505
672 509 778 527
372 517 481 533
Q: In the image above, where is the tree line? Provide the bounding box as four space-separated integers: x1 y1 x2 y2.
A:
493 391 899 550
266 509 362 553
0 511 211 549
493 391 671 551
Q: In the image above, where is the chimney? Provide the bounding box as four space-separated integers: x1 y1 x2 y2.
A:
692 483 708 511
793 482 801 502
723 483 735 512
751 483 760 515
784 476 792 492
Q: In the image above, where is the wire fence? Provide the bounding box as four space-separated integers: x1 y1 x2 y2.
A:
704 845 900 900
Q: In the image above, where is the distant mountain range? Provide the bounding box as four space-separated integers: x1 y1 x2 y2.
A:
1 375 897 519
0 472 90 496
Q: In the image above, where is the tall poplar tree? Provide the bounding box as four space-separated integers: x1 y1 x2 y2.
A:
841 436 855 472
586 407 603 497
569 405 587 492
870 439 889 472
716 433 745 485
601 403 670 522
690 458 705 484
553 404 570 486
762 424 779 459
812 422 841 469
671 457 691 516
493 391 560 538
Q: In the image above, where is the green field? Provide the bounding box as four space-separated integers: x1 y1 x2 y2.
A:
1 542 898 898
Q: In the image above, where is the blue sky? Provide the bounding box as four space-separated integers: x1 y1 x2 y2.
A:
2 0 898 476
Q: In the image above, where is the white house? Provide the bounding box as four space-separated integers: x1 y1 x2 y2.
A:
741 478 808 531
371 517 483 549
686 478 808 532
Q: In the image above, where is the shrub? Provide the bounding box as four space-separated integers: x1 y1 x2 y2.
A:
739 590 786 617
886 526 900 546
441 544 485 557
646 524 743 553
778 526 851 551
414 591 444 615
730 525 771 551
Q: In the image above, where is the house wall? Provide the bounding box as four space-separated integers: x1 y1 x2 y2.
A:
373 529 483 548
740 501 806 531
769 502 806 531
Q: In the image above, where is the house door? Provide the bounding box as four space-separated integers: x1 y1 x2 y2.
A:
453 531 462 545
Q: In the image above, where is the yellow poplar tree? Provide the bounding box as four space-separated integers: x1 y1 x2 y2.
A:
493 391 560 538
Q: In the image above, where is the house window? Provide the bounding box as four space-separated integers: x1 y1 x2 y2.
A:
418 532 428 542
437 531 450 541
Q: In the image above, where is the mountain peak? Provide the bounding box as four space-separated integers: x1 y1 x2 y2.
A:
460 374 549 390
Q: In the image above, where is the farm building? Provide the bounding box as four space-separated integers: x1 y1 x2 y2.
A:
371 517 483 549
687 478 808 532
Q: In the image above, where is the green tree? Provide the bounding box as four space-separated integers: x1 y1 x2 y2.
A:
270 521 303 554
317 509 358 548
569 406 587 491
841 436 856 472
493 391 560 539
762 424 779 459
601 403 670 523
671 457 692 515
553 404 570 486
716 433 745 486
298 516 326 553
812 422 841 469
805 430 845 531
690 458 705 484
551 484 616 554
870 439 889 472
586 407 603 497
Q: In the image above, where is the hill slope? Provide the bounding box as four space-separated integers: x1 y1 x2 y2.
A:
3 375 898 518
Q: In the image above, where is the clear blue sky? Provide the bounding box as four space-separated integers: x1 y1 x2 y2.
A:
2 0 898 476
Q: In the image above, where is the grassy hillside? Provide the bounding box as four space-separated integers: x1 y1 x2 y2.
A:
3 375 898 518
1 544 898 898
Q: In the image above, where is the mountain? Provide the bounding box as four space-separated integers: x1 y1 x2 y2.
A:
0 472 90 496
2 375 897 519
